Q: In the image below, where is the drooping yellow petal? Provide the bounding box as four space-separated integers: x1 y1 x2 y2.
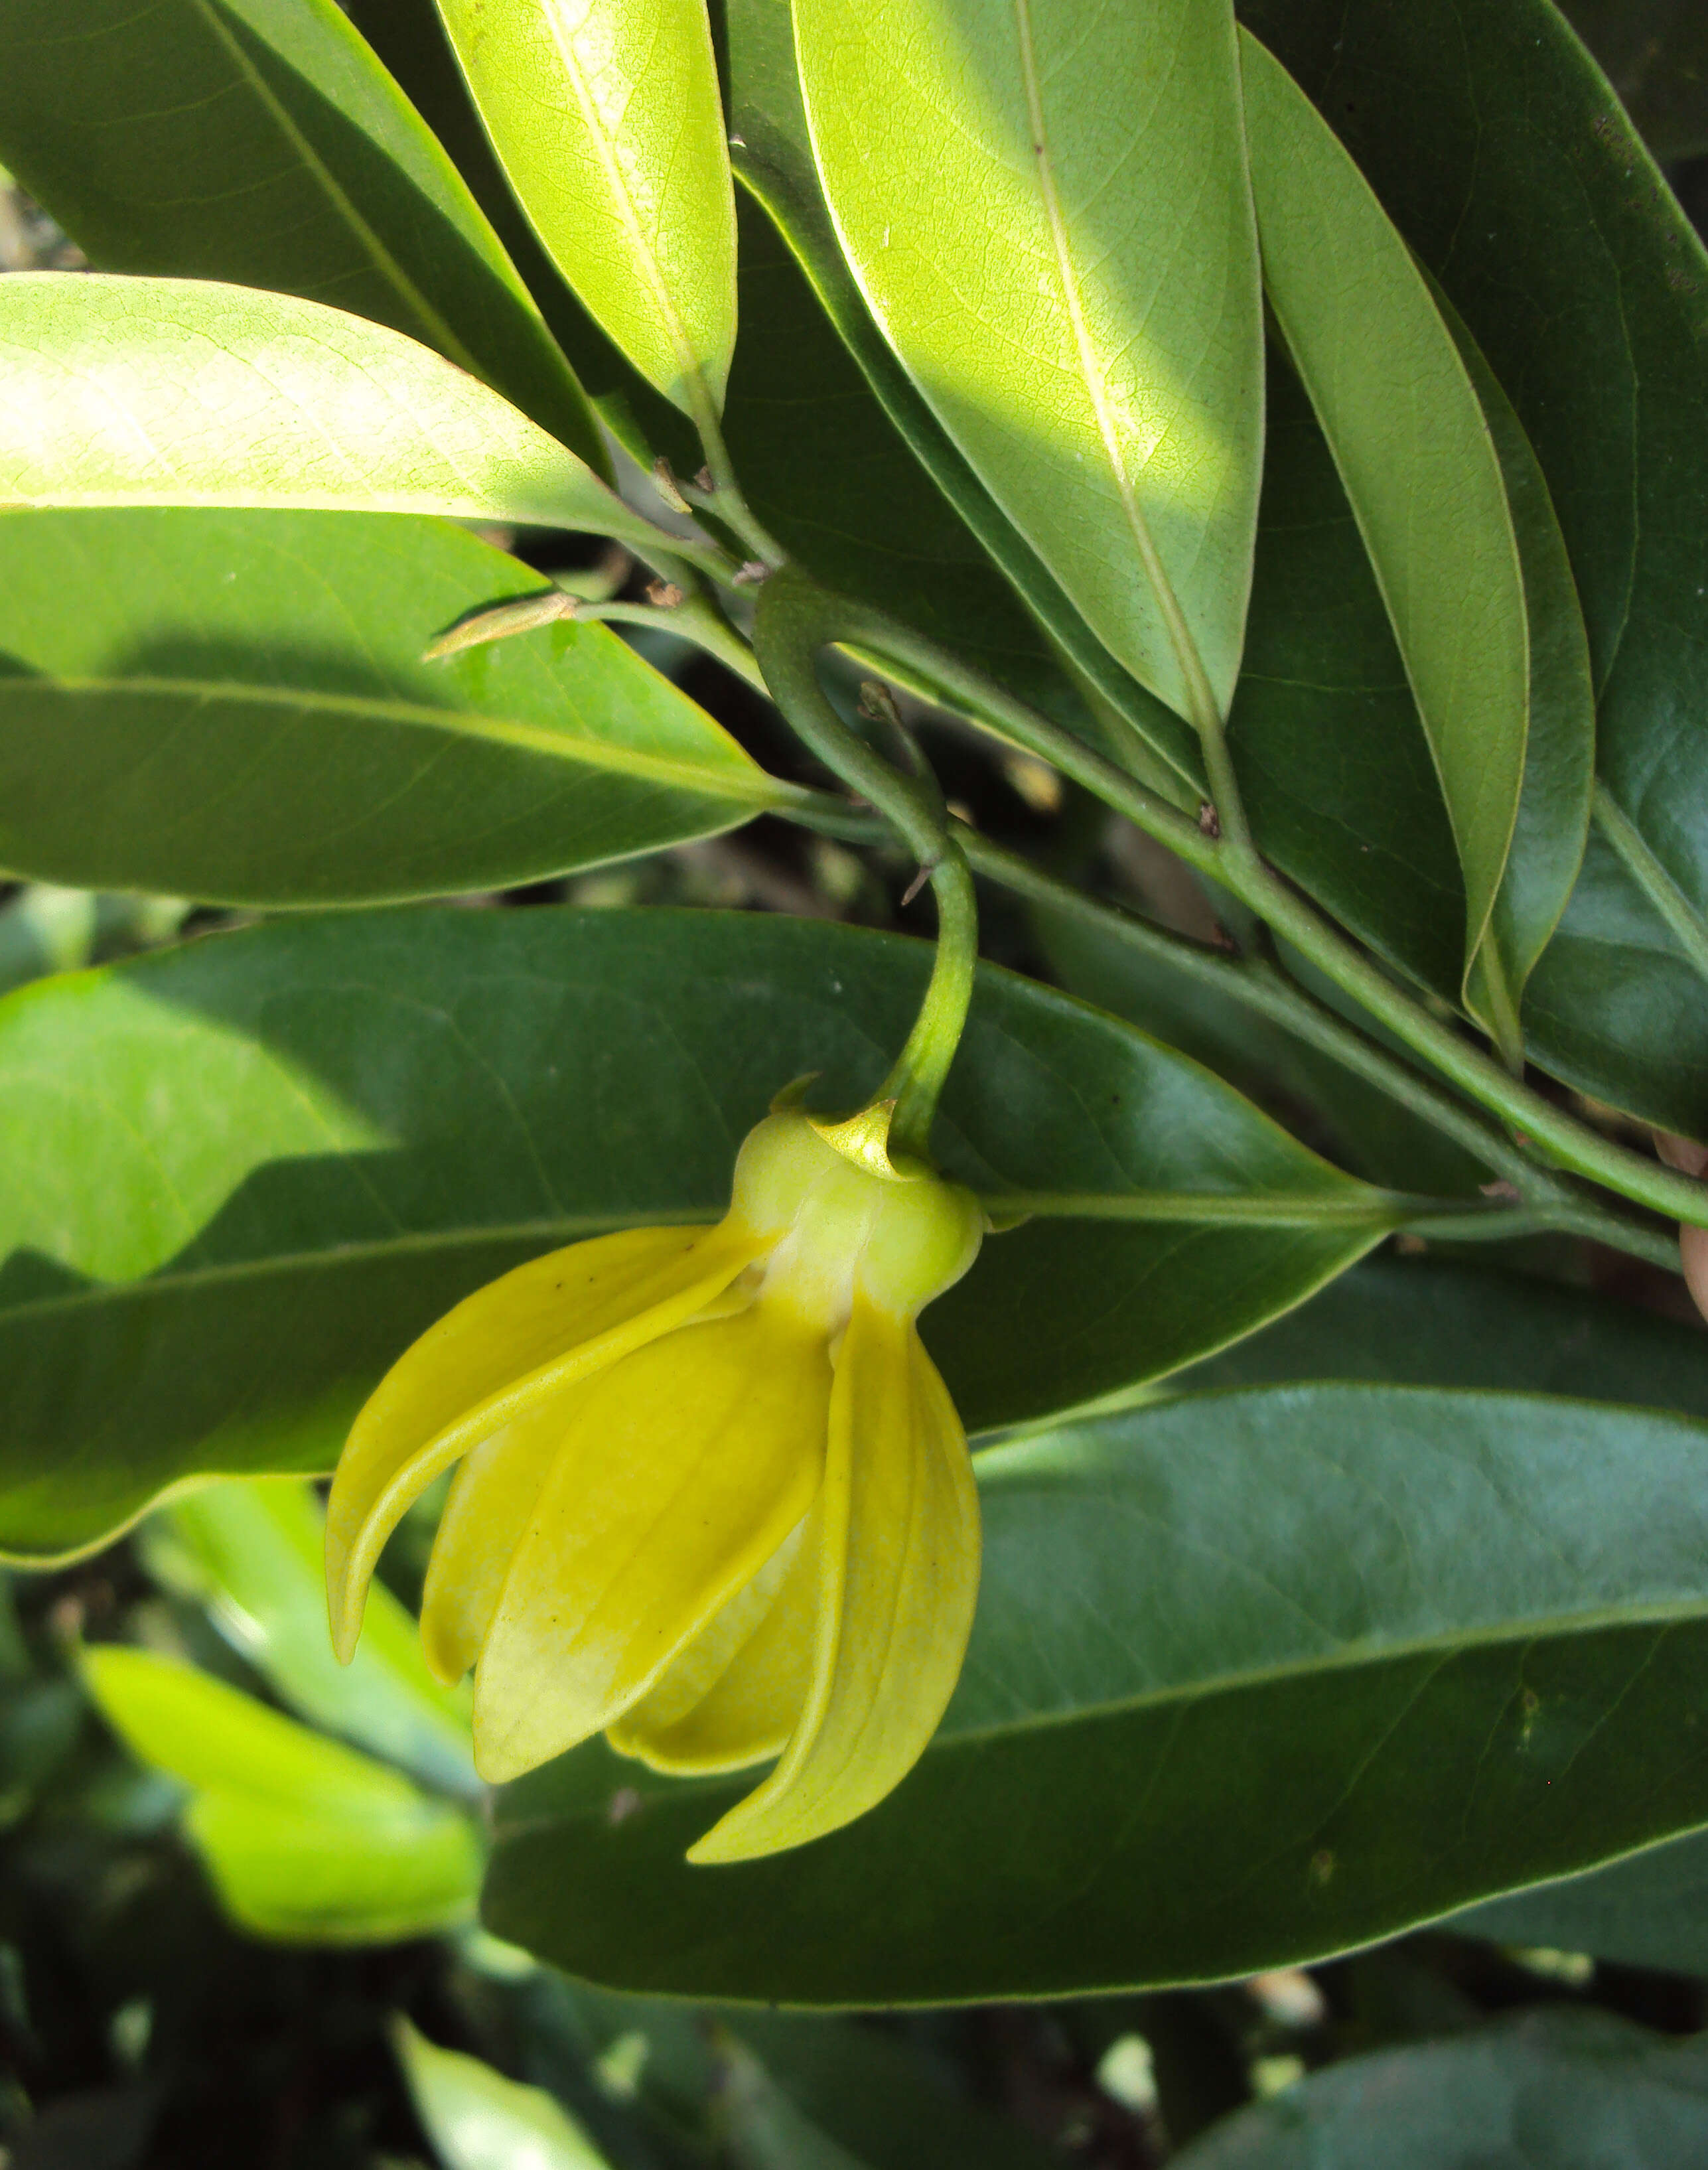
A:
417 1402 574 1689
470 1305 830 1783
687 1301 980 1864
326 1224 760 1662
608 1516 816 1774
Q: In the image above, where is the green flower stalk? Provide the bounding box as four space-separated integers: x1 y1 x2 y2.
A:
325 1106 984 1863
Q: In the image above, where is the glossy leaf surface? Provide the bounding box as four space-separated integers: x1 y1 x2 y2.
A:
343 0 698 468
395 2019 612 2170
1180 1252 1708 1417
485 1384 1708 2003
0 276 650 543
433 0 737 414
1236 0 1708 1135
0 908 1382 1558
726 0 1199 780
145 1478 477 1797
1172 2009 1708 2170
0 510 778 904
83 1646 480 1943
794 0 1263 725
0 0 606 474
1242 34 1528 993
723 194 1094 735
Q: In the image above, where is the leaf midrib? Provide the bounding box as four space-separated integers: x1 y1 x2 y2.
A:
1 674 777 803
1011 0 1214 725
536 0 699 398
0 1209 725 1327
496 1604 1707 1840
189 0 494 388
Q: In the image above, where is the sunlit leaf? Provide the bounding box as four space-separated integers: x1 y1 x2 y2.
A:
0 509 780 904
0 0 607 475
432 0 737 416
0 275 657 547
794 0 1264 725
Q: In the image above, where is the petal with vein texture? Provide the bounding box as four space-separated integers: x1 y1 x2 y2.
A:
608 1516 814 1773
326 1224 756 1659
688 1303 979 1863
472 1305 829 1781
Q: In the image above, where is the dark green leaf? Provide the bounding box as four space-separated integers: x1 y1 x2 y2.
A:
1035 871 1492 1196
1451 1830 1708 1979
0 908 1380 1557
1235 0 1708 1135
1559 0 1708 161
723 194 1096 737
1179 1251 1708 1414
0 509 780 904
485 1383 1708 2003
0 0 605 474
723 2015 1063 2170
1230 359 1464 998
1171 2008 1708 2169
1242 33 1530 1005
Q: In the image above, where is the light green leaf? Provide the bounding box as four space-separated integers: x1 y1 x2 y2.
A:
0 275 658 545
793 0 1264 725
394 2018 612 2170
1171 2009 1708 2170
433 0 737 417
83 1645 481 1943
0 908 1385 1559
485 1384 1708 2001
0 0 608 476
145 1479 476 1798
1240 33 1530 1003
729 0 1198 781
0 509 782 905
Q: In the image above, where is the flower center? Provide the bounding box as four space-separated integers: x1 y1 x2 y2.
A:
725 1111 983 1335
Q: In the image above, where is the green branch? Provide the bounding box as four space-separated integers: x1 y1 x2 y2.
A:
752 569 977 1159
836 610 1708 1234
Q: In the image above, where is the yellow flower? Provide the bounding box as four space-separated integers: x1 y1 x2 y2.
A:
324 1106 984 1863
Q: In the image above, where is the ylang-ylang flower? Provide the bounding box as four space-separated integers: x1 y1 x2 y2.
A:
325 1106 984 1863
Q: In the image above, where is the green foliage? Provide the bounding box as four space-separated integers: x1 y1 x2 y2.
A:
485 1384 1708 2001
393 2017 612 2170
0 0 608 472
0 510 780 903
82 1644 482 1943
0 0 1706 2145
0 909 1384 1557
1171 2007 1708 2169
794 0 1262 728
431 0 737 416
